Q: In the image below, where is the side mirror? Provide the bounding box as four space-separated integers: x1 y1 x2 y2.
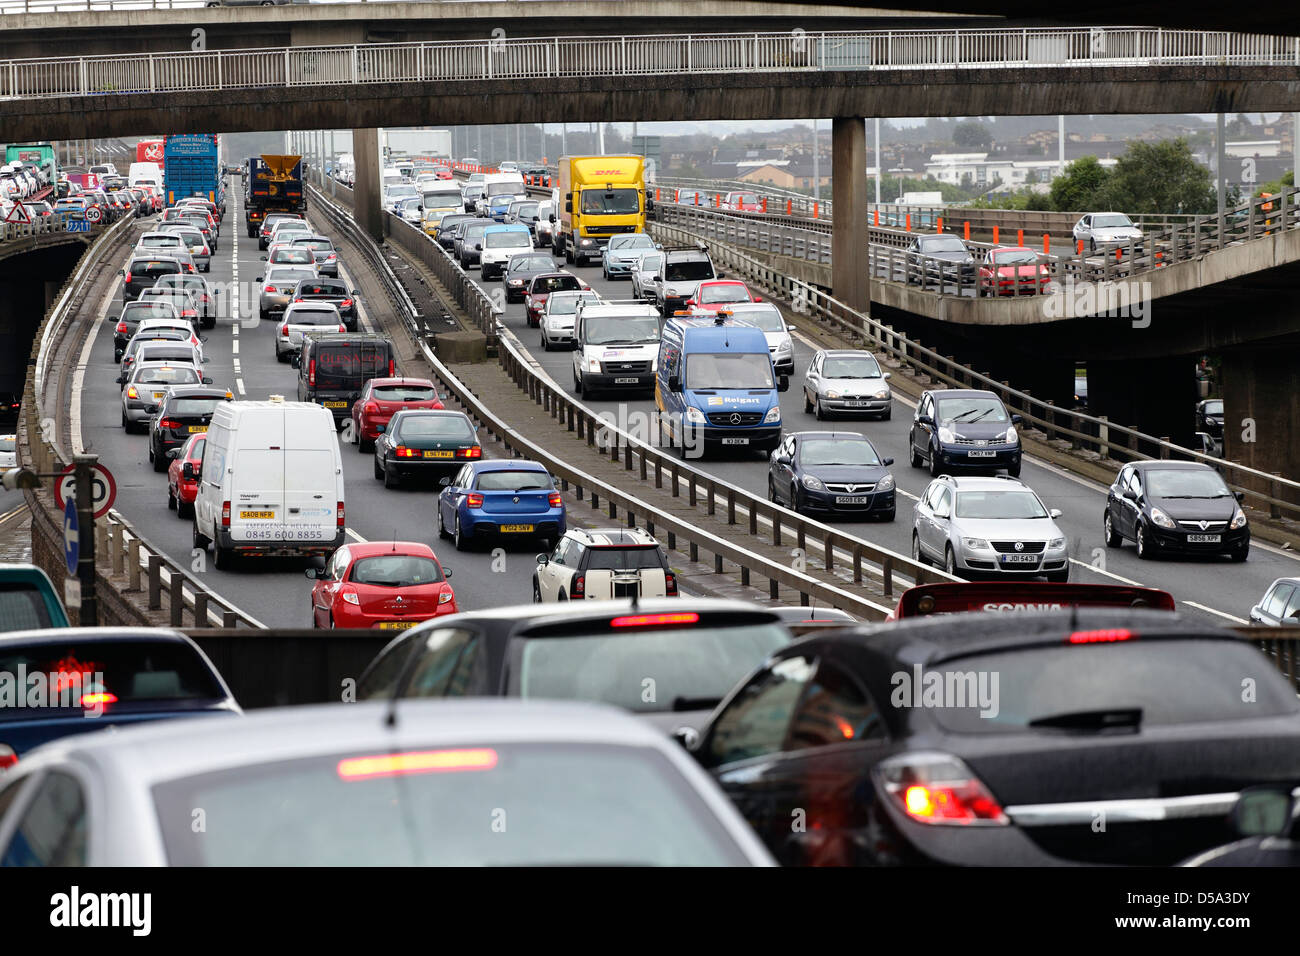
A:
439 476 451 487
882 457 894 467
290 354 302 369
786 324 796 332
1229 787 1295 838
115 375 125 385
535 553 549 565
1049 508 1063 519
549 213 557 223
671 726 701 752
475 242 482 251
304 567 319 579
442 567 452 579
667 375 682 393
753 297 763 303
166 448 182 459
260 255 267 260
1234 491 1245 503
182 461 197 479
1122 487 1138 501
352 290 360 296
777 375 789 393
564 201 572 213
201 377 212 385
255 275 263 282
1011 414 1023 425
716 272 726 279
917 414 933 427
883 371 892 380
118 269 125 276
685 299 696 307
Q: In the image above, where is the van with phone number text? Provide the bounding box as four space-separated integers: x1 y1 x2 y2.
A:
656 313 788 456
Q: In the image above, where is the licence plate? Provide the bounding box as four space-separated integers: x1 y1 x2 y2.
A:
1187 533 1221 543
845 401 872 408
378 621 417 630
424 450 454 459
835 496 870 505
967 449 997 458
615 377 640 384
501 524 535 533
721 437 750 445
187 425 207 433
1000 554 1038 564
152 391 165 400
240 510 275 519
323 401 347 408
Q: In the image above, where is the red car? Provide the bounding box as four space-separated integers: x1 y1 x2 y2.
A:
435 168 454 180
687 279 759 314
309 541 457 629
166 432 205 519
350 377 445 452
524 272 587 327
724 191 762 212
978 246 1050 296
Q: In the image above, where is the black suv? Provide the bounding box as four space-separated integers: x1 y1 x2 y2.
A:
296 333 397 428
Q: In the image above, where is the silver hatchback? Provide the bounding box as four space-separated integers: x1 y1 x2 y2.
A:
803 348 893 420
912 474 1069 581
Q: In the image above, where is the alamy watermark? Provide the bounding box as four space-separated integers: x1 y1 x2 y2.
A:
1042 279 1151 328
890 663 1000 718
0 664 111 717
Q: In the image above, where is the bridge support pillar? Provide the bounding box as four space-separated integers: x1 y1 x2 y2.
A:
1220 348 1300 508
830 117 870 316
352 127 385 244
1087 355 1195 450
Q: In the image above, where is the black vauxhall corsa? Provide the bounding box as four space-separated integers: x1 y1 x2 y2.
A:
685 608 1300 867
1103 460 1250 561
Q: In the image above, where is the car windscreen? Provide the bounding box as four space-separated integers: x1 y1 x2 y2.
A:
685 352 775 390
167 398 224 416
153 741 749 866
610 235 654 251
1144 468 1233 499
920 235 968 253
349 555 444 587
665 260 714 281
698 284 749 304
0 583 56 631
372 384 436 402
822 356 882 379
484 232 531 248
1092 214 1133 229
517 622 789 715
312 346 389 389
474 470 551 491
927 639 1299 733
546 294 598 316
1203 401 1223 416
133 366 200 385
800 439 879 467
0 640 225 714
954 490 1048 519
529 273 581 292
993 249 1038 265
394 415 474 441
510 257 556 274
582 316 659 346
581 188 639 214
936 396 1009 424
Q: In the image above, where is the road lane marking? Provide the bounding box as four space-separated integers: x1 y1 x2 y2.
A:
345 528 367 543
1182 600 1248 624
0 504 29 525
231 340 238 354
71 270 123 454
235 378 245 395
1069 557 1144 586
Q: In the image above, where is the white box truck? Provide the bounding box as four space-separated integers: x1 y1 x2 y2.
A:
192 396 345 568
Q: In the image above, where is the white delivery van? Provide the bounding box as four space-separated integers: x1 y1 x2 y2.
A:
192 396 345 569
571 300 662 397
129 162 163 189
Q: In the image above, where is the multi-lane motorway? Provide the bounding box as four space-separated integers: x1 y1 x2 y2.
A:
74 188 1299 628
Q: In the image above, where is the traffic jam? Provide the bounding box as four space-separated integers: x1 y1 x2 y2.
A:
0 136 1297 880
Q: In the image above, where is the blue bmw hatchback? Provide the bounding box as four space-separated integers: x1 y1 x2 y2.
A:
437 459 566 552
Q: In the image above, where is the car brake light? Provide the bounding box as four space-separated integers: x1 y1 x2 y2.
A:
665 572 678 596
466 493 484 507
363 402 379 416
548 492 562 508
388 359 395 376
116 321 128 333
1068 629 1135 644
337 501 345 528
572 574 584 597
340 299 353 308
126 386 138 399
124 273 132 283
293 297 303 303
280 324 289 337
221 500 231 528
308 359 315 386
337 748 498 781
0 743 15 769
81 692 117 708
438 591 453 605
338 325 346 333
875 753 1008 826
464 446 482 459
158 418 181 429
341 591 359 605
264 284 276 293
611 612 698 627
396 446 417 458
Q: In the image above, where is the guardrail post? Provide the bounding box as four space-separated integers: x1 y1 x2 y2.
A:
193 590 209 628
670 462 680 497
881 555 894 596
727 490 736 524
1271 473 1283 520
771 512 781 546
128 538 141 591
96 517 109 564
147 555 162 610
1159 438 1171 460
1098 415 1110 460
222 610 237 628
110 521 123 576
169 573 184 626
740 566 750 587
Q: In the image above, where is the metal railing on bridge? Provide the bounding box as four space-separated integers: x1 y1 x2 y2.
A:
2 26 1299 99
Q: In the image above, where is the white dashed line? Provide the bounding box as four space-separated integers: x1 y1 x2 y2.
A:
345 528 367 543
1182 601 1249 624
231 340 238 355
1068 558 1144 586
235 378 246 395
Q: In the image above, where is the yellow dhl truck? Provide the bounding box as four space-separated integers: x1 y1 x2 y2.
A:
555 155 646 265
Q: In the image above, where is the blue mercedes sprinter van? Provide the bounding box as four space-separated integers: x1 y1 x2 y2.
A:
655 313 788 456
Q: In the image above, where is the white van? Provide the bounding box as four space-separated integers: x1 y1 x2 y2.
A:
420 180 463 212
129 162 162 189
192 396 345 569
571 300 662 396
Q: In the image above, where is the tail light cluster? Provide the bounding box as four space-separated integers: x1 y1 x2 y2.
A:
363 402 379 416
571 574 585 597
221 500 231 528
395 446 417 458
307 360 315 387
548 492 562 508
340 299 353 308
463 446 482 459
665 571 678 596
126 386 139 399
158 418 181 430
466 493 484 508
116 321 128 334
874 753 1007 827
337 501 345 528
280 324 289 338
0 743 16 770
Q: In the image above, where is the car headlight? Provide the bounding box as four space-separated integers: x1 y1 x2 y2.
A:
1231 507 1248 530
508 279 524 286
1149 507 1176 530
763 405 781 424
587 358 602 372
580 238 594 246
876 474 895 493
685 406 706 424
825 390 841 400
1003 425 1017 444
961 537 992 551
801 475 825 491
1048 537 1066 549
874 388 890 400
938 426 955 444
776 339 792 352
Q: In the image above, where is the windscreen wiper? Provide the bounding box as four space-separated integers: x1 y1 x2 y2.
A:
1028 707 1142 732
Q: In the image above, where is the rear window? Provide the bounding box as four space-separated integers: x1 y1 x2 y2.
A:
928 639 1300 733
271 249 314 264
299 283 346 297
699 284 749 304
372 385 435 402
138 348 194 363
584 546 666 571
132 260 180 277
0 583 55 632
475 470 551 491
0 438 13 453
134 366 200 385
350 556 444 587
153 742 748 866
287 310 340 326
0 639 225 714
167 398 224 416
394 415 474 440
515 622 790 713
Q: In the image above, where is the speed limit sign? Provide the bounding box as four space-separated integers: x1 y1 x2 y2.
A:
85 206 103 223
